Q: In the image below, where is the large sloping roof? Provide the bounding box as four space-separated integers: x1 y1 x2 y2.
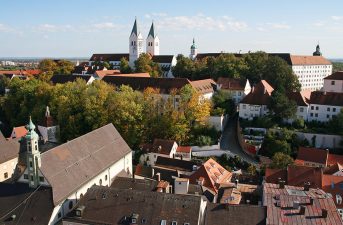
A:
0 183 54 225
290 55 332 65
287 91 309 106
190 79 216 94
0 139 20 164
205 204 266 225
324 71 343 80
154 156 197 172
309 91 343 106
240 80 273 105
40 123 131 205
89 53 129 61
190 158 232 193
217 77 246 90
64 185 202 225
50 74 92 85
102 76 191 94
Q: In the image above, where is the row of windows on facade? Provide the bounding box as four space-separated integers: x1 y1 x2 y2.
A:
310 106 337 112
298 74 326 78
295 70 330 74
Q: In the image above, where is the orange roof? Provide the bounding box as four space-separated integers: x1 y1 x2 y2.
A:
322 174 343 208
324 71 343 80
94 70 121 78
217 77 245 90
240 80 273 105
11 126 28 139
189 79 216 94
176 146 191 153
296 147 328 165
328 154 343 166
290 55 332 65
110 73 151 77
190 158 232 193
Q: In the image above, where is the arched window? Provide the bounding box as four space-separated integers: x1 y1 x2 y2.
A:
99 179 102 186
105 175 108 181
69 201 73 210
80 193 84 199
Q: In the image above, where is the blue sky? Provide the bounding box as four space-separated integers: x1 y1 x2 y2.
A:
0 0 342 58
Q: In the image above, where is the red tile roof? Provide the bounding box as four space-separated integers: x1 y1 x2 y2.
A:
94 70 120 78
263 183 342 225
176 146 192 153
190 158 232 193
240 80 273 105
189 79 216 95
217 77 245 90
10 126 28 139
324 163 343 175
142 139 176 155
265 168 287 184
296 147 329 166
309 91 343 106
106 72 150 78
328 154 343 166
286 91 309 106
324 71 343 80
290 55 332 65
322 174 343 207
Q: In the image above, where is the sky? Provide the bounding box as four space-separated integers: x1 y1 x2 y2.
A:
0 0 343 58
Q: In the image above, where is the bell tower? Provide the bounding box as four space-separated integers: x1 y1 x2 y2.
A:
190 38 198 60
25 117 41 188
146 22 160 56
129 18 144 66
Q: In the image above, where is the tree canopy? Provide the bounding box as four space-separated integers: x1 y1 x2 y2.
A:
134 53 162 77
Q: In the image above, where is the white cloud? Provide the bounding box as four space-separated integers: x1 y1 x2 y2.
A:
36 24 73 32
156 14 248 32
267 23 291 29
313 21 325 27
91 22 118 29
331 16 343 21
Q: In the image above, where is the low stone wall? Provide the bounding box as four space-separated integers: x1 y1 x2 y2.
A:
237 120 258 156
192 150 234 157
295 131 342 149
191 143 220 152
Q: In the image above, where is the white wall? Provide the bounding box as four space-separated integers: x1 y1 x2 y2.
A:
0 157 18 182
292 64 332 91
295 132 343 149
207 115 226 132
47 151 132 225
239 104 269 120
323 79 343 93
308 104 342 122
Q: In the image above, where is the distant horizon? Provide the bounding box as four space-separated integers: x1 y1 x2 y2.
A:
0 0 342 58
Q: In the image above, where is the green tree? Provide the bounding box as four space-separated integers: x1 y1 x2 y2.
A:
38 59 57 73
211 90 235 115
268 90 297 120
55 60 75 75
270 152 294 169
263 56 301 92
120 57 132 74
172 54 195 79
134 53 161 77
0 75 10 95
328 109 343 135
242 52 268 84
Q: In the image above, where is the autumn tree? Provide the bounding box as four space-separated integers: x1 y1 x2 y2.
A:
270 152 294 169
134 53 161 77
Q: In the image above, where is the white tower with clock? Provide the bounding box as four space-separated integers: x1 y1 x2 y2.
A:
129 18 144 66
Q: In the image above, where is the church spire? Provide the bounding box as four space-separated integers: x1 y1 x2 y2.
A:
130 17 138 36
313 42 322 56
190 38 198 60
148 21 156 38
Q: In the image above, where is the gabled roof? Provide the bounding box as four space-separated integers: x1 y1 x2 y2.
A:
287 91 309 106
11 126 28 139
94 69 120 78
50 74 92 84
324 163 343 175
290 55 332 65
190 158 232 193
324 71 343 80
240 80 273 105
327 154 343 166
190 79 216 94
322 174 343 207
39 123 131 205
102 76 191 94
176 146 192 153
64 185 203 225
309 91 343 106
0 183 54 225
0 139 20 164
89 53 129 61
111 176 158 192
205 204 266 225
296 147 329 165
217 77 246 90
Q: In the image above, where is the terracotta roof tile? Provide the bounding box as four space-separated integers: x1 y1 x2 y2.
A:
189 79 216 94
327 154 343 166
11 126 28 139
217 77 245 90
290 55 332 65
309 91 343 106
240 80 273 105
0 139 20 164
176 146 192 153
142 139 176 155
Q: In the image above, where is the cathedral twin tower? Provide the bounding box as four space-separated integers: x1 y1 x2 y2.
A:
129 18 160 65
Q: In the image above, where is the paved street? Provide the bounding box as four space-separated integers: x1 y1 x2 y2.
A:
220 114 258 165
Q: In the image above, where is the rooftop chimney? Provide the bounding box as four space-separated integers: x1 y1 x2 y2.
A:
293 201 300 209
309 197 314 205
235 179 239 187
304 182 310 191
321 209 328 218
278 180 285 189
299 206 306 215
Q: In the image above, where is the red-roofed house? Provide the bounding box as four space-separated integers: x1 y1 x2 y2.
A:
216 77 251 104
175 146 192 161
295 147 329 167
190 158 232 193
141 139 178 166
9 126 28 139
324 71 343 93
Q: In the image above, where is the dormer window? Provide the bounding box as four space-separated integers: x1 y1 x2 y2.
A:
337 195 342 204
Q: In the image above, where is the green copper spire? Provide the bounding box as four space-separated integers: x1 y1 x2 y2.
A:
26 116 36 131
25 116 38 140
191 38 196 49
130 17 138 36
148 22 156 38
